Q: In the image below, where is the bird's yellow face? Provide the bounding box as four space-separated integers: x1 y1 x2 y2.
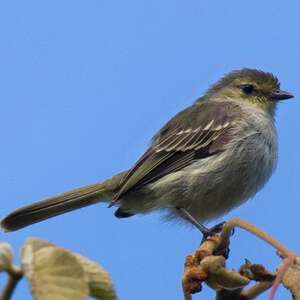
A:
206 69 293 112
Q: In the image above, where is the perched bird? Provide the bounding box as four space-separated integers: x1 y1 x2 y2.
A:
1 68 293 235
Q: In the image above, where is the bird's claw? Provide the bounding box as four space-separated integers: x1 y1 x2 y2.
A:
201 221 226 244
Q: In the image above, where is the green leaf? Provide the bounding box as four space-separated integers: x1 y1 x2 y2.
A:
76 254 117 300
21 238 89 300
21 238 117 300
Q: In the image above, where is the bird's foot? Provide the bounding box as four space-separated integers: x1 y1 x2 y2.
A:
176 207 225 240
177 208 230 257
200 221 226 243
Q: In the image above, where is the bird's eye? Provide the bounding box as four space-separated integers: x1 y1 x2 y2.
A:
241 84 254 95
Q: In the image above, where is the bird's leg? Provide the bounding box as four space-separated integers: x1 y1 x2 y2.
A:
177 207 209 234
177 207 225 243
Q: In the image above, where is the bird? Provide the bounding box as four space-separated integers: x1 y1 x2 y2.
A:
1 68 294 236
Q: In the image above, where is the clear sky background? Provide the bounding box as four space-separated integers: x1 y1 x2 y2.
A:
0 1 299 299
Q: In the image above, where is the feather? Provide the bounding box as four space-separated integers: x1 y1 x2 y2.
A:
112 101 241 201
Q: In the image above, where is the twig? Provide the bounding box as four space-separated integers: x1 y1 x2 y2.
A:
282 256 300 300
183 218 298 300
0 265 23 300
215 289 242 300
219 218 295 259
242 281 273 299
268 257 293 300
219 218 296 300
184 292 192 300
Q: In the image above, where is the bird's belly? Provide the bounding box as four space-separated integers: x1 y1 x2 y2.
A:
121 132 277 222
176 133 277 221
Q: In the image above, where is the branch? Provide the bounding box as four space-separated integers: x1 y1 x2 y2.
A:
219 218 295 259
219 218 296 300
182 217 298 300
281 256 300 300
0 265 23 300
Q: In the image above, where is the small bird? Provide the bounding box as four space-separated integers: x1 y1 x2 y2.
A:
1 68 294 235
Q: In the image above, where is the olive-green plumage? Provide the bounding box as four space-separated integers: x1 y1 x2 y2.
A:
1 68 294 232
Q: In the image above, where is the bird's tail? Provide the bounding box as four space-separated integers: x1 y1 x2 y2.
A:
1 174 123 232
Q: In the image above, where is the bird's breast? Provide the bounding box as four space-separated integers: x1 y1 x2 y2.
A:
179 111 278 221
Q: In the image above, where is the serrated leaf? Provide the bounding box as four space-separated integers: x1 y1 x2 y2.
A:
0 242 13 271
21 239 89 300
76 254 117 300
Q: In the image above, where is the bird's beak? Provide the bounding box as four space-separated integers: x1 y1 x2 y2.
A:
270 89 294 101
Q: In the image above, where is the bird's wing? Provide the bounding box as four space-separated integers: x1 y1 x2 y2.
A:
113 101 240 201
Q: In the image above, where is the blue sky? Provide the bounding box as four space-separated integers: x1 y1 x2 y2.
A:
0 1 299 299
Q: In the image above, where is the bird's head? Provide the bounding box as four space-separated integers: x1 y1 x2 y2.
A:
206 68 293 113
